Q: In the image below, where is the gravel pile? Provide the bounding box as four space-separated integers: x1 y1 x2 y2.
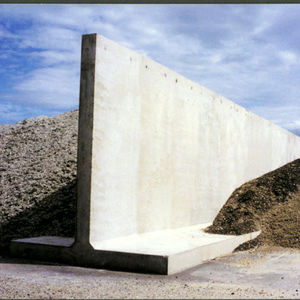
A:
206 159 300 250
0 109 299 253
0 110 78 252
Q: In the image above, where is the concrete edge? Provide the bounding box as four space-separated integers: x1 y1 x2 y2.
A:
9 237 168 275
9 230 260 275
167 230 261 274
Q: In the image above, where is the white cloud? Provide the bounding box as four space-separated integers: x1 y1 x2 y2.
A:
0 101 64 125
0 24 16 38
0 103 29 124
250 104 300 133
0 4 299 133
278 50 298 66
284 120 300 131
251 6 282 36
15 66 80 109
29 49 80 66
17 26 81 51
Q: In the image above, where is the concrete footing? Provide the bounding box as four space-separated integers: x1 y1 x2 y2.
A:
10 225 260 275
8 33 299 275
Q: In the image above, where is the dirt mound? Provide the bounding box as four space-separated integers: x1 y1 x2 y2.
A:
205 159 300 250
0 109 299 253
0 110 78 251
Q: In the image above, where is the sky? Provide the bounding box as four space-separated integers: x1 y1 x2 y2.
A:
0 4 300 136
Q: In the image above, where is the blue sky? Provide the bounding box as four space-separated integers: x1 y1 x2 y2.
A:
0 4 300 136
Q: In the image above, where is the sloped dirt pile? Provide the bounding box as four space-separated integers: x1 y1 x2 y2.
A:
1 109 299 253
205 159 300 249
0 110 78 251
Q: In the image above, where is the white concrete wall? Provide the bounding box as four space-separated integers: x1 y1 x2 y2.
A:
83 34 300 245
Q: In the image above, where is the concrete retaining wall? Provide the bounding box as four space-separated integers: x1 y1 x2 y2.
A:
76 34 300 246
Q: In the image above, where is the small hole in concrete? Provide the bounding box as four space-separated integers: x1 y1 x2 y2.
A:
175 79 178 83
190 86 193 90
164 73 167 77
130 57 132 61
145 65 148 69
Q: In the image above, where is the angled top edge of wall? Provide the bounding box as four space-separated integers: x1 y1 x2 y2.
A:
87 33 299 140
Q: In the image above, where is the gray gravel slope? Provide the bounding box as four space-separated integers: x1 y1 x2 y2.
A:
0 110 78 251
1 109 299 254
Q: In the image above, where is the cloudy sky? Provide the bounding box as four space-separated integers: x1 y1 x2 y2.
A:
0 4 299 136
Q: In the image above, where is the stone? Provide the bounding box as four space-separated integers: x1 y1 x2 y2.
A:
9 33 300 275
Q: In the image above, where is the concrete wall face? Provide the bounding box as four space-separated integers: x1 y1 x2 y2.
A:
78 34 300 246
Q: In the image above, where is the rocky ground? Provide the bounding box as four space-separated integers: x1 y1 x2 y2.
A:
0 245 299 299
0 109 299 254
0 110 299 298
0 110 78 252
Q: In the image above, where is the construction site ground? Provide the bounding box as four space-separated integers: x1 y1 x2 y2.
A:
0 245 299 299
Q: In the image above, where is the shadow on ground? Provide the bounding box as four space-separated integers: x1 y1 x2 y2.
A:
0 180 76 254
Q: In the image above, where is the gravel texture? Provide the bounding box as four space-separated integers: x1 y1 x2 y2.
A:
0 110 300 250
0 246 299 299
0 109 299 254
1 110 300 299
0 110 78 251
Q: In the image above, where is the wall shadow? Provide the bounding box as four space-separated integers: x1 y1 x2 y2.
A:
0 180 76 254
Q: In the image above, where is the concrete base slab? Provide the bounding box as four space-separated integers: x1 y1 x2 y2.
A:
10 224 260 275
13 236 75 247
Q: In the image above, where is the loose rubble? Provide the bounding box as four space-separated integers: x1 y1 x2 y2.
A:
0 110 78 251
0 109 299 254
